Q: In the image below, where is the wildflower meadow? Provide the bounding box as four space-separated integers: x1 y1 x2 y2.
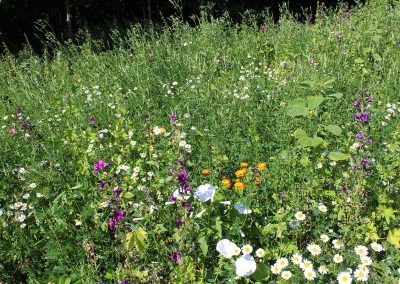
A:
1 1 400 283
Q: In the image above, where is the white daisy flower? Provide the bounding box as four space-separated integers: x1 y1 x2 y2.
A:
276 257 289 269
318 204 328 213
332 239 343 249
291 253 303 265
242 244 253 255
354 268 369 282
271 264 282 275
288 220 300 228
354 245 368 257
337 272 352 284
360 256 372 266
307 244 322 256
281 270 292 280
232 246 241 256
295 211 306 221
304 269 316 281
333 254 343 263
370 242 384 252
320 234 330 243
300 259 313 271
318 265 328 275
255 248 265 258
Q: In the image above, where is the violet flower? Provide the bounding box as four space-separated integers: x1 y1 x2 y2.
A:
170 252 181 262
366 96 373 102
89 115 95 124
175 218 183 227
353 100 361 108
356 133 365 139
94 160 106 173
169 114 177 122
177 171 188 184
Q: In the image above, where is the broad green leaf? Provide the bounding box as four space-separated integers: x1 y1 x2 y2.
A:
387 228 400 249
126 228 148 253
299 80 315 88
325 91 343 99
123 192 134 199
155 224 168 234
328 151 351 161
251 263 268 281
325 124 342 136
373 53 382 62
288 98 307 107
70 184 82 190
286 106 308 117
293 128 308 139
298 136 324 147
307 96 324 109
198 235 209 256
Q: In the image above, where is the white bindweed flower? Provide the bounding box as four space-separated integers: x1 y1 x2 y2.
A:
195 210 206 218
216 239 239 259
28 183 37 189
333 254 344 263
194 184 216 202
235 254 257 277
242 244 253 255
320 234 330 243
281 270 292 280
291 253 303 265
337 272 352 284
295 211 306 221
234 203 252 214
354 245 368 257
255 248 265 258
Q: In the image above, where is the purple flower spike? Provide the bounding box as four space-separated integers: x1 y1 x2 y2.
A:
89 115 95 124
177 171 188 184
94 160 106 173
367 138 373 144
354 100 361 108
99 180 106 189
354 113 369 123
356 133 365 139
366 96 373 102
170 252 181 262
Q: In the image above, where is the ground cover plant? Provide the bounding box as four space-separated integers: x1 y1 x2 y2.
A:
1 0 400 283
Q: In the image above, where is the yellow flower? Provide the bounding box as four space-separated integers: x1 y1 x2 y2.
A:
235 169 246 178
255 177 262 185
234 181 245 190
257 162 267 171
160 127 167 134
221 178 231 188
240 162 248 168
201 169 211 175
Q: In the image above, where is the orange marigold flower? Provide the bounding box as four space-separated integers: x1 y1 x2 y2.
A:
240 162 249 168
201 169 211 175
235 169 246 177
234 181 245 190
257 162 267 171
221 178 231 188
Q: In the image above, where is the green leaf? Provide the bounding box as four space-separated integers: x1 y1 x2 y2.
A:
325 124 342 136
387 228 400 249
70 184 82 190
373 53 382 62
198 235 209 256
355 58 364 64
288 98 307 107
251 263 268 281
155 224 168 234
123 192 134 199
298 136 324 147
293 128 308 139
328 151 351 161
126 228 148 253
325 91 343 99
307 96 324 109
286 106 308 117
146 161 159 169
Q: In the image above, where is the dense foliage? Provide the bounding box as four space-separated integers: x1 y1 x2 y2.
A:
0 0 400 283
